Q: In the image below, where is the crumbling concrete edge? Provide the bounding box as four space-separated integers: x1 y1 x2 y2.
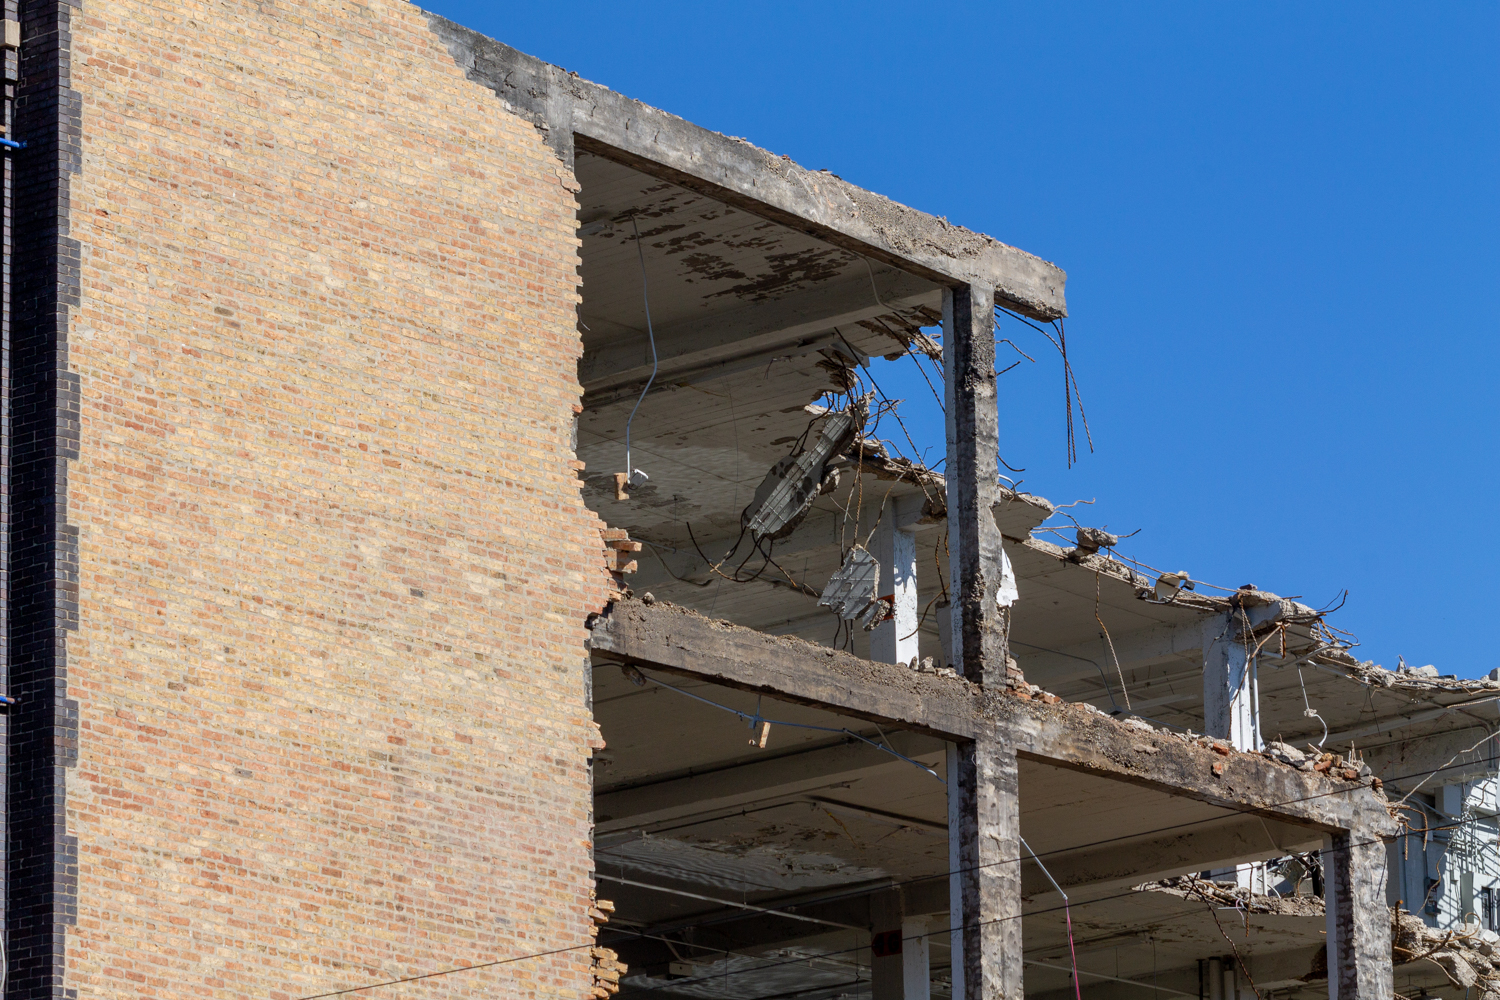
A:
589 599 1396 834
418 9 1068 320
1149 877 1500 996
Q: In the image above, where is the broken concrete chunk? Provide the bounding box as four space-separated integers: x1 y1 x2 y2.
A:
859 596 892 631
1432 951 1479 989
743 394 870 541
1075 526 1119 553
1265 741 1306 765
1153 570 1195 601
818 545 879 620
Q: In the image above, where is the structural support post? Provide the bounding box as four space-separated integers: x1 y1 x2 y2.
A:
901 915 932 1000
944 285 1020 999
948 740 1022 1000
1202 612 1260 752
873 513 919 666
942 284 1005 686
871 889 905 1000
1203 611 1264 889
1323 830 1393 1000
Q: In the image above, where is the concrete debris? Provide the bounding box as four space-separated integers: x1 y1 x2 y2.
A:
1330 651 1500 693
1153 570 1194 601
818 545 879 620
1074 526 1119 553
858 596 892 631
1392 909 1500 992
1251 744 1377 784
1142 875 1326 917
1149 885 1500 992
743 394 870 540
1263 741 1306 766
1433 951 1480 988
908 655 958 678
854 305 944 360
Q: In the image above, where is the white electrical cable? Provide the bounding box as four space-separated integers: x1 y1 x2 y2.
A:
622 215 658 487
1297 667 1329 747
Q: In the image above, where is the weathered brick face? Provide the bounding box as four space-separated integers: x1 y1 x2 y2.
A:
62 1 605 995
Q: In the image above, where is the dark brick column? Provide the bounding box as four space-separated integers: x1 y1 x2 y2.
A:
8 3 80 997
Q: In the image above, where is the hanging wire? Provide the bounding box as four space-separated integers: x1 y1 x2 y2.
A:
1021 836 1083 1000
1095 571 1132 711
1297 667 1329 747
995 305 1094 467
851 253 947 415
622 216 659 485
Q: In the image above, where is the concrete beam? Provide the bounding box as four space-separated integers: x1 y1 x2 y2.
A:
588 599 983 740
1022 814 1323 895
1014 620 1208 688
1361 723 1500 792
422 15 1069 320
587 600 1396 836
579 270 937 405
594 730 941 832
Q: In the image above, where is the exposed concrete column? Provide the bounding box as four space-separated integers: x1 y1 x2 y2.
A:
942 284 1006 687
901 916 932 1000
871 890 905 1000
947 740 1022 1000
873 512 919 665
1202 612 1260 752
1324 829 1393 1000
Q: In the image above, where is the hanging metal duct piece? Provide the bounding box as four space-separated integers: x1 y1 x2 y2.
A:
818 545 879 621
742 394 871 541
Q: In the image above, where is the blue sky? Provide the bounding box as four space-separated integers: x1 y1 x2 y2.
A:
421 2 1500 677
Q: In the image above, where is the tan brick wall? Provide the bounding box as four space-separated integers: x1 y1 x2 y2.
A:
65 1 605 996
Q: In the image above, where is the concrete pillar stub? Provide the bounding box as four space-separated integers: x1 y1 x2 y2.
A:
872 514 919 666
871 889 905 1000
1202 611 1261 752
901 916 932 1000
